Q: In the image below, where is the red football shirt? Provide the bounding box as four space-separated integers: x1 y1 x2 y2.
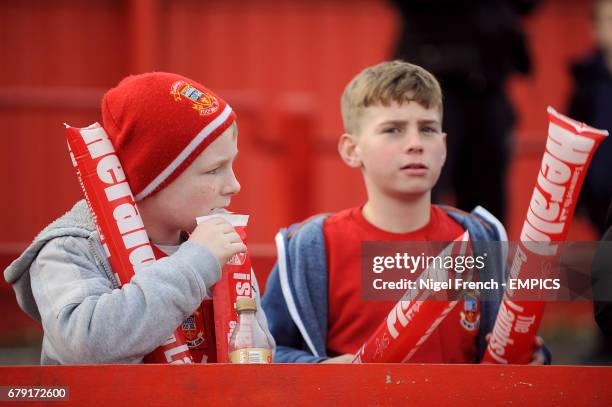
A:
324 205 480 363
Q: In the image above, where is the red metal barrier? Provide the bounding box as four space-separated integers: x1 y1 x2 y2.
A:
0 364 610 405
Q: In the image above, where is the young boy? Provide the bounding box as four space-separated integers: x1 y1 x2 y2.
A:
4 72 273 364
262 60 547 364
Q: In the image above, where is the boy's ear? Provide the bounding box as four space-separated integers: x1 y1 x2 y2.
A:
441 132 447 163
338 133 361 168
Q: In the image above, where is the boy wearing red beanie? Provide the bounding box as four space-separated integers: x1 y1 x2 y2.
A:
4 72 274 364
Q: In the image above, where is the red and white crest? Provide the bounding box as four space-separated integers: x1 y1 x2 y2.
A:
170 80 219 116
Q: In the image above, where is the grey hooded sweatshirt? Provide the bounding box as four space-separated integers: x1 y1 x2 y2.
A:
4 200 273 364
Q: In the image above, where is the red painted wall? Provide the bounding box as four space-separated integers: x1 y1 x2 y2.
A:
0 0 598 255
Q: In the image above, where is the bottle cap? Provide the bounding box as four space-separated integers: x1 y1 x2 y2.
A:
236 296 257 312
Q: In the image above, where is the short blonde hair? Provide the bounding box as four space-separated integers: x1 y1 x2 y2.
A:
341 60 443 134
594 0 612 20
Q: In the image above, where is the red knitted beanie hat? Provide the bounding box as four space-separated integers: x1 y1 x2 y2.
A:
101 72 236 201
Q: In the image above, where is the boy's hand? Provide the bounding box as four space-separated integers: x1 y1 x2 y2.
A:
528 336 546 365
189 218 246 266
485 334 546 365
321 354 355 364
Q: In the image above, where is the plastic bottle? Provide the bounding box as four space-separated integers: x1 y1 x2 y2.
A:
228 296 273 363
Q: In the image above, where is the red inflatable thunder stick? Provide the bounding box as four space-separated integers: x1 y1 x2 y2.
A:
482 107 608 364
354 231 474 363
65 123 194 364
197 213 254 363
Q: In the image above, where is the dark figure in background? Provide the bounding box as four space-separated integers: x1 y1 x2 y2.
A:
568 0 612 237
392 0 540 223
592 201 612 363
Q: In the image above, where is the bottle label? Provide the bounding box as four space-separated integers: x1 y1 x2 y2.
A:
229 348 272 364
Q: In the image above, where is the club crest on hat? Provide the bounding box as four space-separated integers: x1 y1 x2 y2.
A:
170 80 219 116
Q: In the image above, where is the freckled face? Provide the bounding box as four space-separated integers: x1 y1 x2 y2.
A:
138 125 241 235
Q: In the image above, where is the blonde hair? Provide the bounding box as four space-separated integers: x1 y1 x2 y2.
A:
341 60 443 134
594 0 612 20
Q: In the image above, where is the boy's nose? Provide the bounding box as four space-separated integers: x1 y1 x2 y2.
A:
404 129 424 153
221 172 241 196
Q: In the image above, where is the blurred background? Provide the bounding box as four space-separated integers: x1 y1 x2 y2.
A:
1 0 610 365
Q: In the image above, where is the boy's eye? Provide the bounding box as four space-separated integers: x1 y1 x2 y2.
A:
421 127 439 134
383 127 400 134
205 168 219 175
